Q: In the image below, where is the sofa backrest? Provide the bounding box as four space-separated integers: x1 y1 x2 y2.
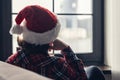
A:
0 61 52 80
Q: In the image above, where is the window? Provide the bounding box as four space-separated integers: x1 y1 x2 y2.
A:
11 0 104 65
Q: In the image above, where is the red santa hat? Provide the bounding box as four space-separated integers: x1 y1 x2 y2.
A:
10 5 61 45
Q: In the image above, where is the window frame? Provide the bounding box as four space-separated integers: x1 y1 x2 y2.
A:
1 0 104 66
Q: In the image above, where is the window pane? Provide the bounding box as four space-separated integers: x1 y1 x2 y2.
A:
58 15 93 53
54 0 92 14
12 0 53 13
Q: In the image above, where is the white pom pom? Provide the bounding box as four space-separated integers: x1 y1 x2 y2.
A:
9 25 23 35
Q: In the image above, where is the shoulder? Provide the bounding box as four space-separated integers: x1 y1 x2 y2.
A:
6 53 18 63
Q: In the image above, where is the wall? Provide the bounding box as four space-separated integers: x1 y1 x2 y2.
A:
105 0 120 80
0 1 12 61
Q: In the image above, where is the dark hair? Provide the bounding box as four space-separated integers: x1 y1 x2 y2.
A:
17 36 50 54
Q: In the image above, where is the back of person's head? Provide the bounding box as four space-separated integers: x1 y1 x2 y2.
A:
10 5 61 46
17 36 50 54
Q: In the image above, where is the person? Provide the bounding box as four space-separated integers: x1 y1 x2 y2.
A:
6 5 88 80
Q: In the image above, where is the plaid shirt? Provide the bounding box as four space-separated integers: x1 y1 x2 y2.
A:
6 47 88 80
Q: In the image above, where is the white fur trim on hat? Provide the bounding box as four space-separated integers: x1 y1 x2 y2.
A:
9 25 23 35
22 21 61 45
